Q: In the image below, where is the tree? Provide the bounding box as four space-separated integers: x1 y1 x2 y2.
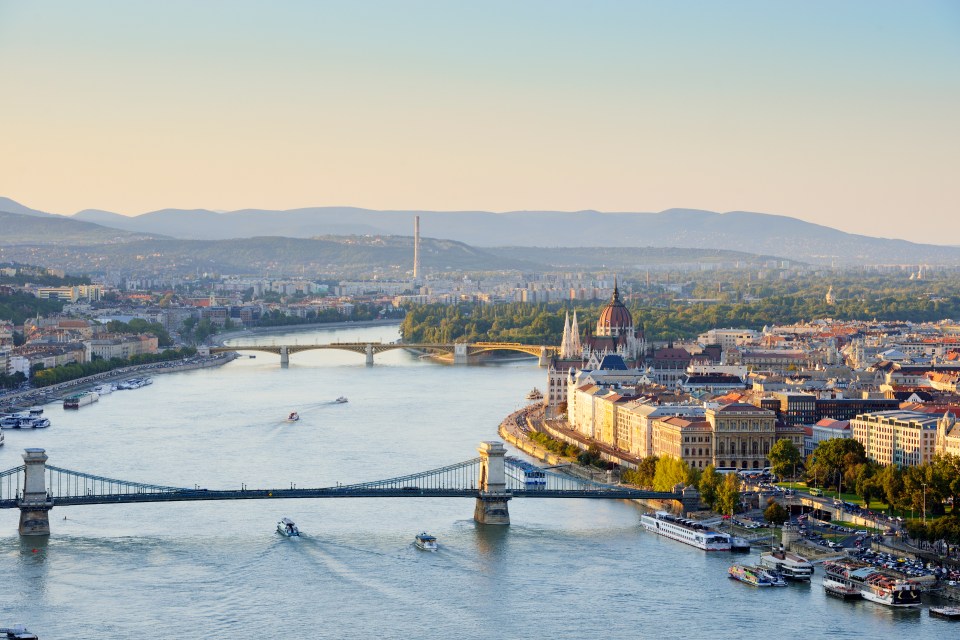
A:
806 438 866 491
715 473 741 516
631 456 658 488
653 456 689 492
764 499 789 525
699 465 721 510
768 438 801 479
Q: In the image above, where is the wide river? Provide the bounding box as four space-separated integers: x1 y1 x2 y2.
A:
0 324 951 638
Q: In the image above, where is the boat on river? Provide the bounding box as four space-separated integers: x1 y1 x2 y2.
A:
93 383 115 395
759 548 814 580
415 532 438 551
728 563 786 587
63 391 99 409
277 518 300 537
640 511 732 551
334 397 348 404
929 606 960 620
525 388 543 401
823 560 921 607
287 412 300 422
823 577 862 600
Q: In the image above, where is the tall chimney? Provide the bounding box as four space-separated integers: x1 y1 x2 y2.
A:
413 215 421 282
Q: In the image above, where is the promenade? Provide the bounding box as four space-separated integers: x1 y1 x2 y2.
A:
0 352 237 410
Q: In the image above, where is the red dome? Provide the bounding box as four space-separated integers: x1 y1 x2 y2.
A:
596 284 632 335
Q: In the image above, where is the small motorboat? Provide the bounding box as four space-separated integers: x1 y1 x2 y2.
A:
277 517 300 537
287 412 300 422
334 397 348 404
415 532 438 551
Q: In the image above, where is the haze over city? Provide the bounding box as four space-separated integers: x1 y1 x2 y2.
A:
1 1 958 243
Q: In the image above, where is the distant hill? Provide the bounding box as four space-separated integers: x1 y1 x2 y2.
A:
0 235 545 277
488 246 781 269
64 202 960 265
0 210 157 245
4 196 958 265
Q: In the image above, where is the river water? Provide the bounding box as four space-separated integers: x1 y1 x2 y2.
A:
0 324 950 638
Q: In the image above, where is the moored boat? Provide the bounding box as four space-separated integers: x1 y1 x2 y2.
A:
277 517 300 537
823 577 862 600
759 548 814 580
93 383 115 395
728 564 785 587
640 511 732 551
415 532 438 551
929 606 960 620
730 536 751 552
823 560 921 607
63 391 99 409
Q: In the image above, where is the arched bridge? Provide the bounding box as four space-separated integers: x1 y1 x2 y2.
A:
207 341 559 366
1 444 692 536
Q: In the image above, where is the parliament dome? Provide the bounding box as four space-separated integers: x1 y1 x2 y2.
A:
595 282 632 337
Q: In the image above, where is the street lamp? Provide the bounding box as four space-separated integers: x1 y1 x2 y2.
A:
922 482 927 525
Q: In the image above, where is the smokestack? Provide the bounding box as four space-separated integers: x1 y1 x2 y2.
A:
413 215 421 282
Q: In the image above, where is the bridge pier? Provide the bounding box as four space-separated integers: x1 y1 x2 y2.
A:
678 485 702 516
538 347 549 367
280 346 289 367
474 441 510 525
454 343 469 365
18 448 53 537
365 344 374 366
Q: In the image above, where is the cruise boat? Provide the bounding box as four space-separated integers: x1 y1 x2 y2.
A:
822 560 921 607
415 532 438 551
0 414 26 429
287 412 300 422
334 397 348 404
759 548 815 580
12 417 50 429
640 511 732 551
93 383 115 395
28 406 43 416
728 564 786 587
525 388 544 401
277 517 300 537
63 391 99 409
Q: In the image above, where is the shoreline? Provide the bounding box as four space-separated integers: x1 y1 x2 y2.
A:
0 353 238 410
214 318 403 345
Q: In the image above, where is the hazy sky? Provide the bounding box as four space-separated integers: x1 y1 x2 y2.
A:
1 1 958 242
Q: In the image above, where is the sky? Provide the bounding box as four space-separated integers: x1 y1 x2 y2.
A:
1 1 958 243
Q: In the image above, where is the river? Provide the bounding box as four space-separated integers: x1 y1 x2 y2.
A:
0 325 950 638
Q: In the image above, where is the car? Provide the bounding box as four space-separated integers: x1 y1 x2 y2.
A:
855 529 868 535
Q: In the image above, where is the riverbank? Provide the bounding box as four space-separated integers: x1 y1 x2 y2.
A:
0 352 238 410
213 318 402 345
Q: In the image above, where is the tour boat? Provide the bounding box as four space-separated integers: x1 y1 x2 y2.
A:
415 532 438 551
822 560 921 607
277 517 300 537
334 397 348 404
640 511 732 551
287 412 300 422
63 391 99 409
28 406 43 416
525 388 544 401
0 414 25 429
728 564 786 587
759 548 814 580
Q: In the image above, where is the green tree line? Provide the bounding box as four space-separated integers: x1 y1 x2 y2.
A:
31 348 198 387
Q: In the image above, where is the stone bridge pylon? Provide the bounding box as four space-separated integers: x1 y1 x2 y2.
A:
19 449 53 536
474 441 511 525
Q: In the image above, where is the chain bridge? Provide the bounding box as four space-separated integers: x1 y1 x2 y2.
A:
0 445 693 536
207 341 558 366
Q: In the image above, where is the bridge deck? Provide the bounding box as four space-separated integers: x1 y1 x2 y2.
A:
0 487 667 508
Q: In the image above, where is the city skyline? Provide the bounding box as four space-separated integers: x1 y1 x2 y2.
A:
1 1 958 243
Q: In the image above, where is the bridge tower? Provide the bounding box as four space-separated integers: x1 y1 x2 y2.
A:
538 346 549 367
454 343 469 365
365 343 374 366
279 346 289 367
474 441 511 525
19 448 53 536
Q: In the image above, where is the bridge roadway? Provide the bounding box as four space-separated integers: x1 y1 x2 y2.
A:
207 341 559 366
0 486 663 509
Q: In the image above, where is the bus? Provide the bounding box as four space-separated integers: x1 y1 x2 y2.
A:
715 467 739 475
809 488 823 496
